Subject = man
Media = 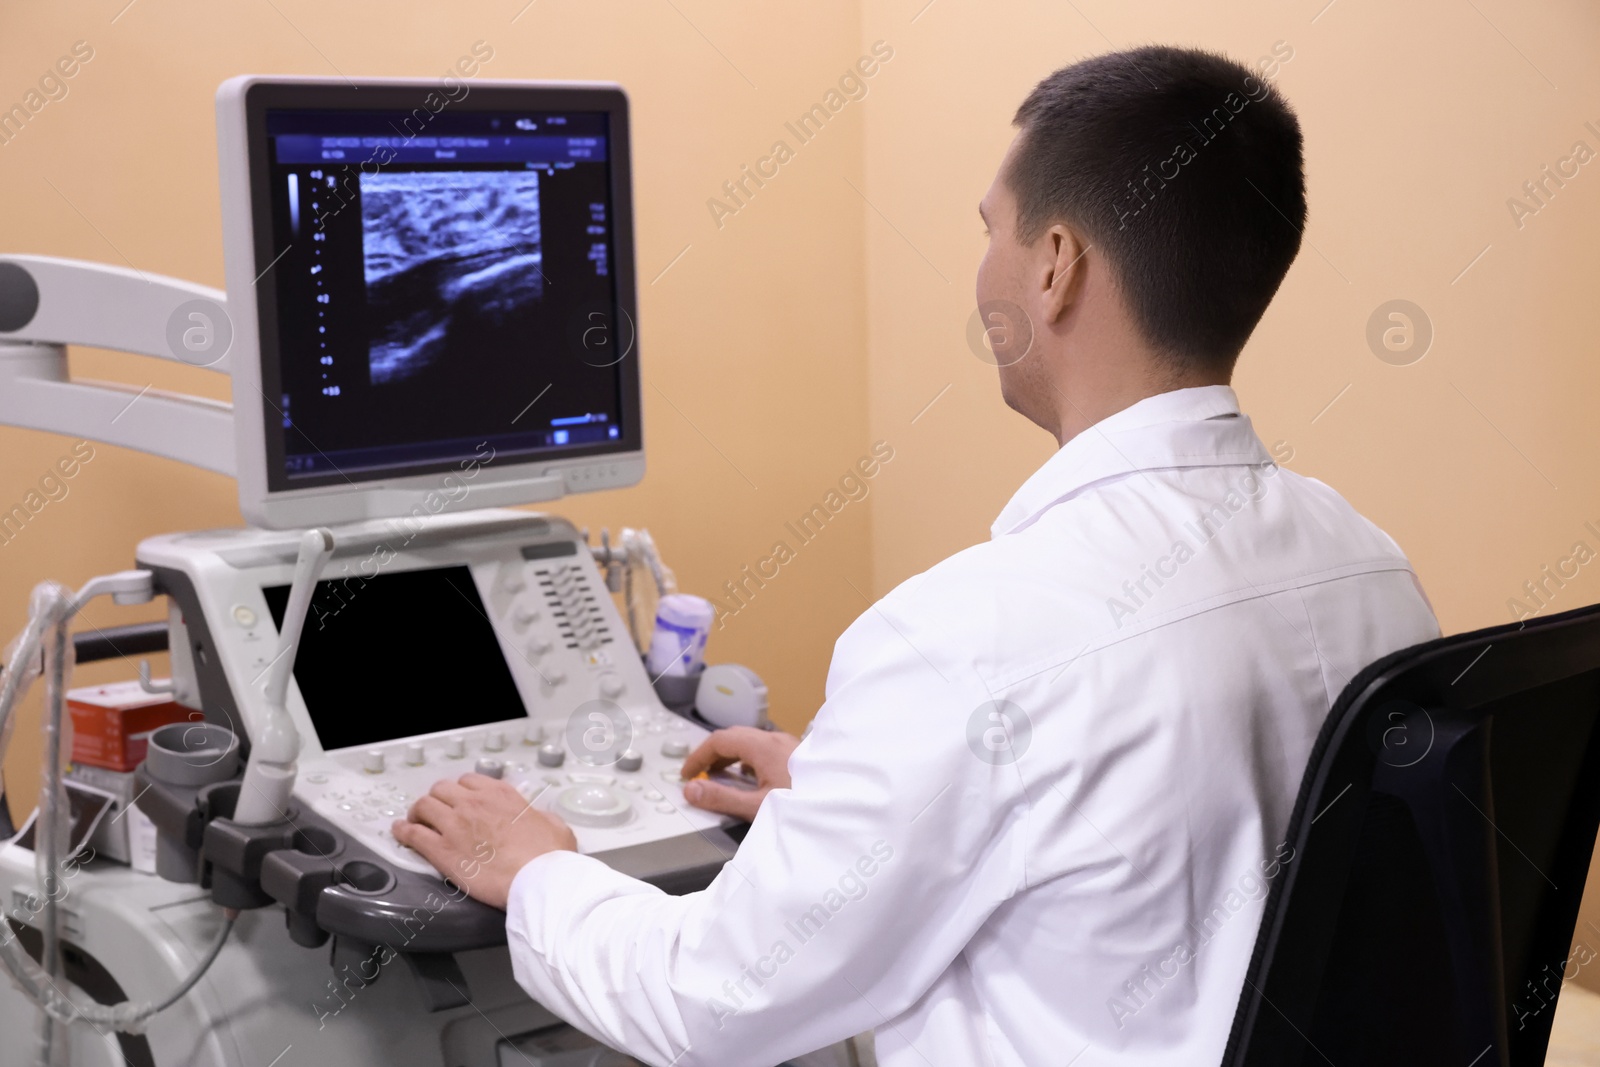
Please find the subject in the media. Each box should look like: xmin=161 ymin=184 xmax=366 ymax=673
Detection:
xmin=396 ymin=46 xmax=1439 ymax=1066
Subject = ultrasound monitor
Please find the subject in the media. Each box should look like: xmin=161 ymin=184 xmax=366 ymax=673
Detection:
xmin=217 ymin=77 xmax=642 ymax=529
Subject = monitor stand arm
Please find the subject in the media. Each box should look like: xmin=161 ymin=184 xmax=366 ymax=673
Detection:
xmin=0 ymin=255 xmax=236 ymax=476
xmin=0 ymin=254 xmax=330 ymax=822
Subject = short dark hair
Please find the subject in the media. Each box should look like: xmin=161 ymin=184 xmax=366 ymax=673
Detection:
xmin=1007 ymin=46 xmax=1306 ymax=372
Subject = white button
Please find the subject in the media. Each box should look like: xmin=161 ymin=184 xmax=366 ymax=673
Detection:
xmin=527 ymin=635 xmax=553 ymax=655
xmin=643 ymin=788 xmax=663 ymax=801
xmin=485 ymin=731 xmax=506 ymax=752
xmin=445 ymin=735 xmax=466 ymax=759
xmin=620 ymin=780 xmax=642 ymax=791
xmin=502 ymin=569 xmax=527 ymax=594
xmin=363 ymin=749 xmax=385 ymax=774
xmin=543 ymin=669 xmax=568 ymax=686
xmin=661 ymin=739 xmax=690 ymax=759
xmin=305 ymin=773 xmax=327 ymax=784
xmin=513 ymin=604 xmax=540 ymax=631
xmin=232 ymin=604 xmax=257 ymax=628
xmin=655 ymin=802 xmax=675 ymax=814
xmin=522 ymin=724 xmax=546 ymax=745
xmin=599 ymin=673 xmax=625 ymax=698
xmin=404 ymin=743 xmax=425 ymax=766
xmin=660 ymin=770 xmax=683 ymax=783
xmin=543 ymin=774 xmax=564 ymax=787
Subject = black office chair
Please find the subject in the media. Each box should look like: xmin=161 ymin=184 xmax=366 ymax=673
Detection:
xmin=1222 ymin=602 xmax=1600 ymax=1067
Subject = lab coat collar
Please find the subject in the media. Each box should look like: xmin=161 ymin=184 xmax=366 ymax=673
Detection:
xmin=991 ymin=384 xmax=1273 ymax=537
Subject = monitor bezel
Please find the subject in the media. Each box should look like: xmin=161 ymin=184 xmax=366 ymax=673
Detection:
xmin=218 ymin=75 xmax=643 ymax=530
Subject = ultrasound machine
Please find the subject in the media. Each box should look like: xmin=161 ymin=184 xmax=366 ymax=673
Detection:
xmin=0 ymin=77 xmax=796 ymax=1067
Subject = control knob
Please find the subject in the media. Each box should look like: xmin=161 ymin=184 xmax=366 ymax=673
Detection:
xmin=557 ymin=783 xmax=632 ymax=827
xmin=537 ymin=743 xmax=566 ymax=768
xmin=363 ymin=749 xmax=385 ymax=774
xmin=404 ymin=743 xmax=425 ymax=766
xmin=616 ymin=749 xmax=643 ymax=773
xmin=475 ymin=758 xmax=504 ymax=780
xmin=485 ymin=730 xmax=506 ymax=752
xmin=445 ymin=735 xmax=466 ymax=760
xmin=661 ymin=738 xmax=690 ymax=760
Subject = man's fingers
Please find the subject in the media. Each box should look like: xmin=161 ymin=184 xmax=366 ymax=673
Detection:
xmin=486 ymin=777 xmax=533 ymax=805
xmin=680 ymin=727 xmax=763 ymax=779
xmin=429 ymin=778 xmax=471 ymax=803
xmin=392 ymin=819 xmax=448 ymax=869
xmin=678 ymin=742 xmax=733 ymax=781
xmin=682 ymin=779 xmax=766 ymax=822
xmin=408 ymin=794 xmax=463 ymax=835
xmin=393 ymin=817 xmax=434 ymax=849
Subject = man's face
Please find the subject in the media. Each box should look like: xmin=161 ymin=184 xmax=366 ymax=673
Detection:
xmin=976 ymin=138 xmax=1054 ymax=430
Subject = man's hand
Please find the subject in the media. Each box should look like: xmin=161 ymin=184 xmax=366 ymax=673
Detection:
xmin=393 ymin=773 xmax=577 ymax=911
xmin=679 ymin=726 xmax=800 ymax=821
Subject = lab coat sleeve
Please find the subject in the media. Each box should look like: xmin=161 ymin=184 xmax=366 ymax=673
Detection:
xmin=503 ymin=597 xmax=1027 ymax=1066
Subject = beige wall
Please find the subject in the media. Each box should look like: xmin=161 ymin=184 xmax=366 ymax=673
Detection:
xmin=4 ymin=0 xmax=1600 ymax=992
xmin=859 ymin=0 xmax=1600 ymax=618
xmin=0 ymin=0 xmax=875 ymax=809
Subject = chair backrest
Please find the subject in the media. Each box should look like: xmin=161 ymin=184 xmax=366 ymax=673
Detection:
xmin=1222 ymin=602 xmax=1600 ymax=1067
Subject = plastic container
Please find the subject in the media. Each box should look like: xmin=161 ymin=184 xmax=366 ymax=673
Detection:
xmin=646 ymin=594 xmax=714 ymax=678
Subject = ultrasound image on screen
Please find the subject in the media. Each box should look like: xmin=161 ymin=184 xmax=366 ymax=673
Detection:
xmin=360 ymin=170 xmax=545 ymax=386
xmin=260 ymin=107 xmax=631 ymax=489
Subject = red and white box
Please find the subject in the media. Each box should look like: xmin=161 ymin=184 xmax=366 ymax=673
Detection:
xmin=66 ymin=680 xmax=197 ymax=772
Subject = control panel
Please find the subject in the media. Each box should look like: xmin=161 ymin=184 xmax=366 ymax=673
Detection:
xmin=301 ymin=706 xmax=719 ymax=875
xmin=135 ymin=509 xmax=732 ymax=883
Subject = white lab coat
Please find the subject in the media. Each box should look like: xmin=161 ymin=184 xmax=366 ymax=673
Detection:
xmin=505 ymin=385 xmax=1441 ymax=1066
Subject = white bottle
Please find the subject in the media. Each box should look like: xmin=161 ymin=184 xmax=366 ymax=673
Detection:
xmin=645 ymin=594 xmax=714 ymax=678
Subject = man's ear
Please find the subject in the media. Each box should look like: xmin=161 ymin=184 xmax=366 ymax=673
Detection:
xmin=1039 ymin=225 xmax=1089 ymax=325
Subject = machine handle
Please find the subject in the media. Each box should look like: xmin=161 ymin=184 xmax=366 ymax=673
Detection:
xmin=71 ymin=620 xmax=169 ymax=664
